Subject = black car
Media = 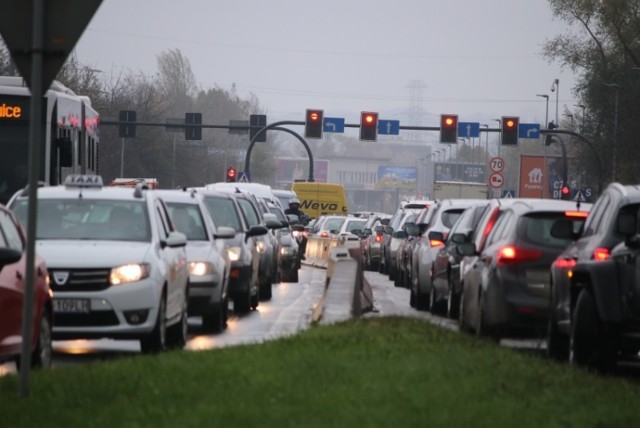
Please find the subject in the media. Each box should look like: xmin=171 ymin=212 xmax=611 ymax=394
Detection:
xmin=458 ymin=198 xmax=590 ymax=340
xmin=547 ymin=182 xmax=640 ymax=366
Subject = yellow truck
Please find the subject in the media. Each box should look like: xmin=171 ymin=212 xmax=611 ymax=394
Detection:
xmin=291 ymin=182 xmax=348 ymax=219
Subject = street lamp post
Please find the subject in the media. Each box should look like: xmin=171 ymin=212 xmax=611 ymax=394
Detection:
xmin=551 ymin=79 xmax=559 ymax=125
xmin=537 ymin=94 xmax=549 ymax=127
xmin=492 ymin=119 xmax=501 ymax=156
xmin=481 ymin=124 xmax=489 ymax=183
xmin=604 ymin=83 xmax=620 ymax=181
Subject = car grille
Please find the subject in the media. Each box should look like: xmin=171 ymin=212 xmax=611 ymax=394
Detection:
xmin=49 ymin=268 xmax=112 ymax=292
xmin=54 ymin=311 xmax=119 ymax=327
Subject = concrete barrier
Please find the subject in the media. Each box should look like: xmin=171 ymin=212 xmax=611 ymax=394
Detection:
xmin=311 ymin=245 xmax=373 ymax=325
xmin=304 ymin=236 xmax=341 ymax=268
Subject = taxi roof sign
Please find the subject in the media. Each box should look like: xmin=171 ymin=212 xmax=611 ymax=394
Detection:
xmin=64 ymin=174 xmax=104 ymax=187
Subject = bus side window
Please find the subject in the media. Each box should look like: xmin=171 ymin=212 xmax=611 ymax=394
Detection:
xmin=57 ymin=137 xmax=73 ymax=168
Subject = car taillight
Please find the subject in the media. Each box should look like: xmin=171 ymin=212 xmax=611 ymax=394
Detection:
xmin=496 ymin=245 xmax=543 ymax=266
xmin=553 ymin=257 xmax=576 ymax=269
xmin=592 ymin=247 xmax=610 ymax=261
xmin=564 ymin=210 xmax=588 ymax=218
xmin=429 ymin=239 xmax=444 ymax=248
xmin=375 ymin=234 xmax=383 ymax=243
xmin=320 ymin=231 xmax=329 ymax=238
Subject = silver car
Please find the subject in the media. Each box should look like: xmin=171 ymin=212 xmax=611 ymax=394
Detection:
xmin=157 ymin=189 xmax=236 ymax=333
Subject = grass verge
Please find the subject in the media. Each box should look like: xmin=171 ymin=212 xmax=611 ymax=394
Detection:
xmin=2 ymin=316 xmax=639 ymax=427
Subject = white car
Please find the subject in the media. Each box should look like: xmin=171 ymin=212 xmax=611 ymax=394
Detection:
xmin=156 ymin=189 xmax=236 ymax=333
xmin=10 ymin=175 xmax=189 ymax=354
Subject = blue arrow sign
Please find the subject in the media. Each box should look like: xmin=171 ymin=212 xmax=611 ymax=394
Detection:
xmin=323 ymin=117 xmax=345 ymax=133
xmin=518 ymin=123 xmax=540 ymax=139
xmin=378 ymin=119 xmax=400 ymax=135
xmin=458 ymin=122 xmax=480 ymax=138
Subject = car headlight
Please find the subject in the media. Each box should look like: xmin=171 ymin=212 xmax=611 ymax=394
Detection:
xmin=189 ymin=261 xmax=215 ymax=276
xmin=256 ymin=241 xmax=267 ymax=254
xmin=227 ymin=246 xmax=242 ymax=262
xmin=110 ymin=263 xmax=150 ymax=285
xmin=281 ymin=247 xmax=295 ymax=256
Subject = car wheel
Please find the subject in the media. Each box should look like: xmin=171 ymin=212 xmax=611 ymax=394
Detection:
xmin=409 ymin=287 xmax=416 ymax=308
xmin=168 ymin=297 xmax=188 ymax=349
xmin=570 ymin=289 xmax=611 ymax=370
xmin=429 ymin=282 xmax=443 ymax=315
xmin=234 ymin=290 xmax=251 ymax=314
xmin=141 ymin=295 xmax=167 ymax=354
xmin=388 ymin=262 xmax=396 ymax=281
xmin=458 ymin=290 xmax=472 ymax=334
xmin=475 ymin=293 xmax=499 ymax=342
xmin=17 ymin=309 xmax=53 ymax=370
xmin=394 ymin=267 xmax=402 ymax=287
xmin=281 ymin=268 xmax=299 ymax=283
xmin=416 ymin=285 xmax=429 ymax=311
xmin=259 ymin=280 xmax=272 ymax=301
xmin=251 ymin=289 xmax=259 ymax=310
xmin=447 ymin=285 xmax=460 ymax=320
xmin=203 ymin=302 xmax=225 ymax=333
xmin=547 ymin=292 xmax=569 ymax=361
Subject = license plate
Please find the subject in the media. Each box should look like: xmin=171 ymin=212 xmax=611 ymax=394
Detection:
xmin=53 ymin=298 xmax=90 ymax=313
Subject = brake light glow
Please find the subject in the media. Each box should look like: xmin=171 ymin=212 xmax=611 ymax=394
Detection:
xmin=496 ymin=245 xmax=543 ymax=266
xmin=375 ymin=234 xmax=383 ymax=243
xmin=320 ymin=231 xmax=329 ymax=238
xmin=553 ymin=258 xmax=576 ymax=269
xmin=592 ymin=247 xmax=610 ymax=261
xmin=564 ymin=210 xmax=588 ymax=218
xmin=429 ymin=239 xmax=444 ymax=248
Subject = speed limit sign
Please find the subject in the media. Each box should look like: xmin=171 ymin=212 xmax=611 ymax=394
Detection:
xmin=489 ymin=157 xmax=505 ymax=173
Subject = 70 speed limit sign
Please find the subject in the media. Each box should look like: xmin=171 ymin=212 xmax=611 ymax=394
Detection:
xmin=489 ymin=157 xmax=505 ymax=173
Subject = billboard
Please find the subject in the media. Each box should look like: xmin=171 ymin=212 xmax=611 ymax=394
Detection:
xmin=375 ymin=166 xmax=417 ymax=190
xmin=518 ymin=155 xmax=566 ymax=198
xmin=434 ymin=162 xmax=486 ymax=183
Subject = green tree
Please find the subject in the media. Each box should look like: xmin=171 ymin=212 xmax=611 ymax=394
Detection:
xmin=544 ymin=0 xmax=640 ymax=187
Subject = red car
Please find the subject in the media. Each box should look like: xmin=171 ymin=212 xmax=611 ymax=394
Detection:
xmin=0 ymin=205 xmax=52 ymax=370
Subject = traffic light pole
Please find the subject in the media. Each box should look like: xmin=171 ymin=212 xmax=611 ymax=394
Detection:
xmin=540 ymin=129 xmax=603 ymax=196
xmin=245 ymin=121 xmax=315 ymax=182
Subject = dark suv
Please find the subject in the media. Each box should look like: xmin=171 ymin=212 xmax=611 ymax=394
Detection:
xmin=547 ymin=183 xmax=640 ymax=368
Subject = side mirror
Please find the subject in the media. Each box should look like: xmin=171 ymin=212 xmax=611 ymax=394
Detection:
xmin=0 ymin=247 xmax=22 ymax=270
xmin=384 ymin=226 xmax=394 ymax=235
xmin=393 ymin=230 xmax=408 ymax=239
xmin=456 ymin=242 xmax=476 ymax=256
xmin=214 ymin=226 xmax=237 ymax=240
xmin=380 ymin=218 xmax=390 ymax=226
xmin=165 ymin=231 xmax=187 ymax=248
xmin=451 ymin=232 xmax=467 ymax=244
xmin=428 ymin=230 xmax=444 ymax=242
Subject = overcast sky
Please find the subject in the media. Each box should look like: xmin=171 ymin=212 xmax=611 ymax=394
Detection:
xmin=73 ymin=0 xmax=578 ymax=135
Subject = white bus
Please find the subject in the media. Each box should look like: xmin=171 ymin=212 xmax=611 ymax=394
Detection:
xmin=0 ymin=76 xmax=99 ymax=204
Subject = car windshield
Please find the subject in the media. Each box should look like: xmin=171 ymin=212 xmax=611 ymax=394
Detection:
xmin=166 ymin=202 xmax=207 ymax=241
xmin=13 ymin=199 xmax=150 ymax=242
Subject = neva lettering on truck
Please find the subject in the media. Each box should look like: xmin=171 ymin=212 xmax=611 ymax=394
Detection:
xmin=291 ymin=182 xmax=348 ymax=219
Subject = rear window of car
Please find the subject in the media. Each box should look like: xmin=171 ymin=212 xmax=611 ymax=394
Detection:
xmin=323 ymin=217 xmax=345 ymax=232
xmin=203 ymin=196 xmax=242 ymax=231
xmin=440 ymin=209 xmax=465 ymax=229
xmin=519 ymin=212 xmax=587 ymax=248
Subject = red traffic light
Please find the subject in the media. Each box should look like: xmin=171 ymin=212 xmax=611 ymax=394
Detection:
xmin=501 ymin=116 xmax=519 ymax=145
xmin=360 ymin=111 xmax=379 ymax=141
xmin=305 ymin=109 xmax=324 ymax=139
xmin=440 ymin=114 xmax=458 ymax=143
xmin=226 ymin=166 xmax=237 ymax=182
xmin=561 ymin=186 xmax=569 ymax=195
